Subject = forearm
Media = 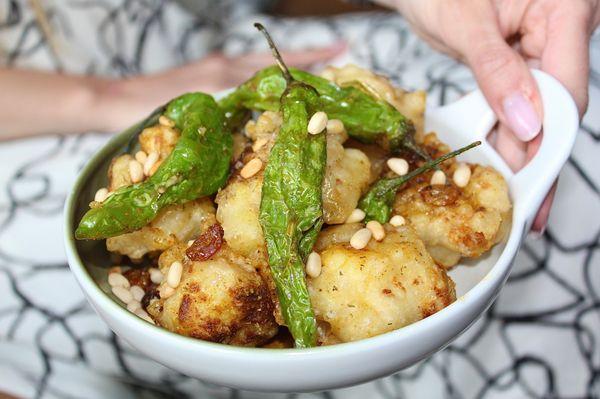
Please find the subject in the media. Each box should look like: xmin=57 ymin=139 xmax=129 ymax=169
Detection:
xmin=0 ymin=68 xmax=114 ymax=140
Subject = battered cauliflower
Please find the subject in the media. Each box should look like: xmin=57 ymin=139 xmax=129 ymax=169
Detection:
xmin=215 ymin=173 xmax=265 ymax=260
xmin=393 ymin=134 xmax=512 ymax=268
xmin=322 ymin=134 xmax=371 ymax=224
xmin=107 ymin=154 xmax=134 ymax=191
xmin=147 ymin=244 xmax=278 ymax=346
xmin=138 ymin=123 xmax=180 ymax=174
xmin=308 ymin=223 xmax=455 ymax=343
xmin=106 ymin=198 xmax=216 ymax=261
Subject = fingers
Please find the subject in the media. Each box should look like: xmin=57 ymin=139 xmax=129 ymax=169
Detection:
xmin=495 ymin=124 xmax=527 ymax=171
xmin=455 ymin=2 xmax=542 ymax=142
xmin=532 ymin=180 xmax=558 ymax=233
xmin=539 ymin=0 xmax=594 ymax=117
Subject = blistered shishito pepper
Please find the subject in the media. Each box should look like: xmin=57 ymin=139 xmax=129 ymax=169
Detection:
xmin=359 ymin=141 xmax=481 ymax=224
xmin=255 ymin=24 xmax=326 ymax=348
xmin=219 ymin=65 xmax=424 ymax=156
xmin=76 ymin=93 xmax=233 ymax=240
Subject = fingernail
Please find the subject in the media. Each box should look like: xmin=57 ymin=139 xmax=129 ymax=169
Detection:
xmin=502 ymin=93 xmax=541 ymax=141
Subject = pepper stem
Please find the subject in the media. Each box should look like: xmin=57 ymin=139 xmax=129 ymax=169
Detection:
xmin=254 ymin=23 xmax=293 ymax=84
xmin=399 ymin=140 xmax=481 ymax=185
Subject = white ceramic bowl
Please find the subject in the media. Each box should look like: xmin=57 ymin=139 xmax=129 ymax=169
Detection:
xmin=64 ymin=70 xmax=578 ymax=392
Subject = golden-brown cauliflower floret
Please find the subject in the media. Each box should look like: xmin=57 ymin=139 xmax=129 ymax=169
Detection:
xmin=214 ymin=171 xmax=283 ymax=323
xmin=106 ymin=198 xmax=216 ymax=261
xmin=147 ymin=244 xmax=278 ymax=346
xmin=308 ymin=223 xmax=455 ymax=343
xmin=393 ymin=136 xmax=511 ymax=268
xmin=322 ymin=135 xmax=371 ymax=224
xmin=215 ymin=173 xmax=265 ymax=259
xmin=139 ymin=124 xmax=180 ymax=173
xmin=108 ymin=154 xmax=134 ymax=191
xmin=346 ymin=141 xmax=388 ymax=183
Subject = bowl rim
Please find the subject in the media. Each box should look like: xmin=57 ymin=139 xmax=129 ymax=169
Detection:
xmin=63 ymin=122 xmax=526 ymax=359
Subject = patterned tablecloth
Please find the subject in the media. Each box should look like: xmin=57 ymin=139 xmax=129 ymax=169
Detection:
xmin=1 ymin=2 xmax=599 ymax=398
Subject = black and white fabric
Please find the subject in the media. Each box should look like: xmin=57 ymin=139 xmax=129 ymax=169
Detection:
xmin=1 ymin=1 xmax=599 ymax=398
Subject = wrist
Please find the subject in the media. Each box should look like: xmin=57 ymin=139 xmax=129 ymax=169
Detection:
xmin=89 ymin=78 xmax=132 ymax=133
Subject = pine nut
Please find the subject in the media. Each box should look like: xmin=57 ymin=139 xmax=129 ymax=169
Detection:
xmin=135 ymin=151 xmax=147 ymax=164
xmin=387 ymin=158 xmax=409 ymax=176
xmin=306 ymin=252 xmax=322 ymax=278
xmin=453 ymin=163 xmax=471 ymax=188
xmin=350 ymin=228 xmax=372 ymax=250
xmin=108 ymin=266 xmax=122 ymax=275
xmin=159 ymin=115 xmax=175 ymax=127
xmin=143 ymin=151 xmax=159 ymax=176
xmin=240 ymin=158 xmax=263 ymax=179
xmin=345 ymin=208 xmax=366 ymax=223
xmin=127 ymin=301 xmax=141 ymax=312
xmin=129 ymin=160 xmax=144 ymax=183
xmin=94 ymin=187 xmax=109 ymax=203
xmin=159 ymin=284 xmax=175 ymax=299
xmin=130 ymin=285 xmax=145 ymax=302
xmin=167 ymin=261 xmax=183 ymax=288
xmin=108 ymin=272 xmax=130 ymax=288
xmin=252 ymin=137 xmax=269 ymax=152
xmin=389 ymin=215 xmax=406 ymax=227
xmin=430 ymin=170 xmax=446 ymax=185
xmin=112 ymin=286 xmax=133 ymax=303
xmin=149 ymin=268 xmax=164 ymax=284
xmin=134 ymin=308 xmax=155 ymax=324
xmin=244 ymin=120 xmax=257 ymax=139
xmin=366 ymin=220 xmax=386 ymax=241
xmin=326 ymin=119 xmax=344 ymax=135
xmin=307 ymin=111 xmax=328 ymax=135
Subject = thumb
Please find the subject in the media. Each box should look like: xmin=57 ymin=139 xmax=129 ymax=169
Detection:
xmin=460 ymin=18 xmax=542 ymax=142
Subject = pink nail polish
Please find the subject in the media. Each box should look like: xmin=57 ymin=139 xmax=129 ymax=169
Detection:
xmin=502 ymin=93 xmax=541 ymax=142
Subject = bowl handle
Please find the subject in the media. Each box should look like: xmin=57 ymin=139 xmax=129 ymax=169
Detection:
xmin=428 ymin=69 xmax=579 ymax=230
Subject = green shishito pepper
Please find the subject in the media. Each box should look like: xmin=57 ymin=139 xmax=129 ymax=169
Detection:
xmin=76 ymin=93 xmax=233 ymax=240
xmin=255 ymin=23 xmax=325 ymax=348
xmin=219 ymin=64 xmax=422 ymax=155
xmin=359 ymin=141 xmax=481 ymax=224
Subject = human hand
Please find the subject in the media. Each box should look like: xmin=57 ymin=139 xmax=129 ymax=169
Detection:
xmin=95 ymin=43 xmax=346 ymax=133
xmin=386 ymin=0 xmax=600 ymax=232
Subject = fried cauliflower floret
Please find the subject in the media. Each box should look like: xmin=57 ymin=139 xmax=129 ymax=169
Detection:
xmin=393 ymin=137 xmax=511 ymax=268
xmin=215 ymin=173 xmax=265 ymax=259
xmin=215 ymin=167 xmax=283 ymax=323
xmin=106 ymin=198 xmax=216 ymax=261
xmin=346 ymin=141 xmax=388 ymax=183
xmin=108 ymin=154 xmax=134 ymax=191
xmin=308 ymin=224 xmax=455 ymax=343
xmin=322 ymin=134 xmax=371 ymax=224
xmin=147 ymin=244 xmax=278 ymax=346
xmin=138 ymin=124 xmax=180 ymax=174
